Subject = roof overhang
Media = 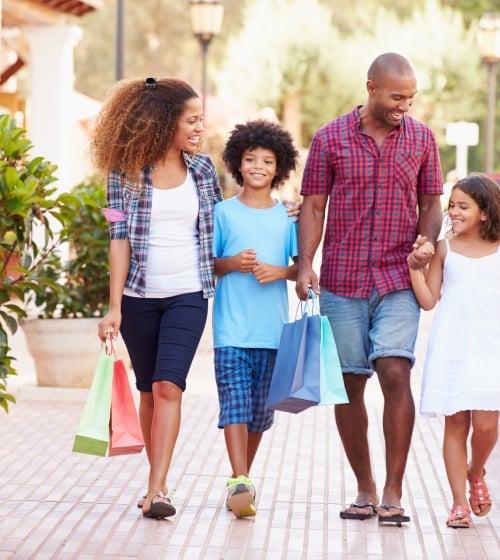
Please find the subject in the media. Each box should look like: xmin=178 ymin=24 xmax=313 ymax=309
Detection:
xmin=2 ymin=0 xmax=101 ymax=27
xmin=1 ymin=0 xmax=102 ymax=85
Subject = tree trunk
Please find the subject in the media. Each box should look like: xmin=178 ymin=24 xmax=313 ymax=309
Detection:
xmin=282 ymin=93 xmax=302 ymax=149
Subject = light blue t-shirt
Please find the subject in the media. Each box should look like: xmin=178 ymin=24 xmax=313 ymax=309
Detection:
xmin=212 ymin=195 xmax=298 ymax=349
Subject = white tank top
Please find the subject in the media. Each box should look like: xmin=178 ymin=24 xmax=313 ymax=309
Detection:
xmin=124 ymin=171 xmax=202 ymax=298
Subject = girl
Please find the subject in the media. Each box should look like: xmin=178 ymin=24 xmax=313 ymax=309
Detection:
xmin=91 ymin=78 xmax=223 ymax=519
xmin=409 ymin=174 xmax=500 ymax=529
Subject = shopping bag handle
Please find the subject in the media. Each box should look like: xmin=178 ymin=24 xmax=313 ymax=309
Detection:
xmin=103 ymin=333 xmax=118 ymax=359
xmin=295 ymin=288 xmax=319 ymax=318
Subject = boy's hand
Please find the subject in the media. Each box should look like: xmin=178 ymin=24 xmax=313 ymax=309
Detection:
xmin=234 ymin=249 xmax=257 ymax=272
xmin=253 ymin=261 xmax=281 ymax=283
xmin=283 ymin=199 xmax=301 ymax=221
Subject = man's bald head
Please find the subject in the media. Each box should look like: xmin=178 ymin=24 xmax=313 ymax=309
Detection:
xmin=367 ymin=53 xmax=415 ymax=84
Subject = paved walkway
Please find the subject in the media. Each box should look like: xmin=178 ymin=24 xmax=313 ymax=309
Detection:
xmin=1 ymin=307 xmax=499 ymax=560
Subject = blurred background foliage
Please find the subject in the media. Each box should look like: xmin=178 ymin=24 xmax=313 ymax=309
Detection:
xmin=71 ymin=0 xmax=499 ymax=177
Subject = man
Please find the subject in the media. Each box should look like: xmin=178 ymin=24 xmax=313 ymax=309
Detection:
xmin=296 ymin=52 xmax=443 ymax=524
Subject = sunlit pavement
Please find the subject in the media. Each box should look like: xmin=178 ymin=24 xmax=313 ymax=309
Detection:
xmin=1 ymin=303 xmax=499 ymax=560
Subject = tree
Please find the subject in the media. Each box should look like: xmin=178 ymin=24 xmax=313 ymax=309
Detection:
xmin=320 ymin=0 xmax=494 ymax=27
xmin=71 ymin=0 xmax=497 ymax=173
xmin=442 ymin=0 xmax=497 ymax=23
xmin=217 ymin=0 xmax=340 ymax=148
xmin=217 ymin=0 xmax=487 ymax=174
xmin=72 ymin=0 xmax=246 ymax=100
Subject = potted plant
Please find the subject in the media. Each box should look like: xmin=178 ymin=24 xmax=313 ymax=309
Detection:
xmin=24 ymin=175 xmax=109 ymax=318
xmin=0 ymin=113 xmax=78 ymax=411
xmin=21 ymin=175 xmax=129 ymax=388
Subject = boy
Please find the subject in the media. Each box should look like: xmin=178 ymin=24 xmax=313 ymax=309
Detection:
xmin=213 ymin=119 xmax=300 ymax=518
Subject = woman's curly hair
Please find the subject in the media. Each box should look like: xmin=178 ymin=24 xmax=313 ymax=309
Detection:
xmin=90 ymin=78 xmax=199 ymax=182
xmin=222 ymin=119 xmax=299 ymax=188
xmin=451 ymin=174 xmax=500 ymax=241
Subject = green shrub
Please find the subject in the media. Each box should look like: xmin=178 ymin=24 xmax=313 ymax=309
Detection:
xmin=27 ymin=176 xmax=109 ymax=318
xmin=0 ymin=114 xmax=78 ymax=412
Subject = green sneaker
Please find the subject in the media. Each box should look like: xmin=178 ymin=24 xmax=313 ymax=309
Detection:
xmin=226 ymin=475 xmax=256 ymax=518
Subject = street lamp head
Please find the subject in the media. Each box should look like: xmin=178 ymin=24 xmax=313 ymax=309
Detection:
xmin=189 ymin=0 xmax=224 ymax=45
xmin=477 ymin=12 xmax=500 ymax=64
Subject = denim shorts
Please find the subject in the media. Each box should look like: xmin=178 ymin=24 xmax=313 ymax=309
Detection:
xmin=120 ymin=292 xmax=208 ymax=392
xmin=214 ymin=347 xmax=276 ymax=432
xmin=319 ymin=288 xmax=420 ymax=377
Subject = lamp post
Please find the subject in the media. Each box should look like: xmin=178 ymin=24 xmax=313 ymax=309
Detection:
xmin=115 ymin=0 xmax=125 ymax=81
xmin=189 ymin=0 xmax=224 ymax=117
xmin=477 ymin=12 xmax=500 ymax=173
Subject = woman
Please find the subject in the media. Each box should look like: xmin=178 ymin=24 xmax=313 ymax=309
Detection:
xmin=91 ymin=77 xmax=223 ymax=519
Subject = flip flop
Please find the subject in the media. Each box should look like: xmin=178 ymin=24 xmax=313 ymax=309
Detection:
xmin=377 ymin=504 xmax=410 ymax=526
xmin=340 ymin=502 xmax=378 ymax=520
xmin=142 ymin=495 xmax=176 ymax=519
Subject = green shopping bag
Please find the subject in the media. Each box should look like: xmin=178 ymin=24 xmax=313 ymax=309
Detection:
xmin=72 ymin=344 xmax=113 ymax=456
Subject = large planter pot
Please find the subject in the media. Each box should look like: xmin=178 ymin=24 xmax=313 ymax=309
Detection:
xmin=21 ymin=317 xmax=131 ymax=388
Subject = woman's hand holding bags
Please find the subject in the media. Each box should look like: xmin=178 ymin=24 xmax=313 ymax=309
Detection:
xmin=73 ymin=336 xmax=144 ymax=457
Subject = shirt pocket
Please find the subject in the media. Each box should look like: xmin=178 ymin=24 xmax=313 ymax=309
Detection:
xmin=395 ymin=152 xmax=422 ymax=184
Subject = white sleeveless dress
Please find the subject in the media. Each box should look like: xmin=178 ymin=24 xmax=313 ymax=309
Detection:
xmin=420 ymin=239 xmax=500 ymax=416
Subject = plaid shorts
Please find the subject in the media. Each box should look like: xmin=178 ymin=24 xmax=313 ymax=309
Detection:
xmin=214 ymin=346 xmax=276 ymax=432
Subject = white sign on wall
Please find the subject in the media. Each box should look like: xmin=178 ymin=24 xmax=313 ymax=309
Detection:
xmin=446 ymin=121 xmax=479 ymax=179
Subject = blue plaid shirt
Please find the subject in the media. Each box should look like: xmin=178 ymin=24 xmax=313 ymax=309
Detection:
xmin=105 ymin=152 xmax=223 ymax=298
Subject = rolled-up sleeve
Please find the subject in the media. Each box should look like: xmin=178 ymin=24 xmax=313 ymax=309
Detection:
xmin=106 ymin=172 xmax=128 ymax=240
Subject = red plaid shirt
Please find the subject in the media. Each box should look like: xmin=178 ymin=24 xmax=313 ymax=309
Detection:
xmin=301 ymin=107 xmax=443 ymax=297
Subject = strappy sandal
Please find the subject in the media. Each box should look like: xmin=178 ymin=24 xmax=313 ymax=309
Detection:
xmin=446 ymin=505 xmax=471 ymax=528
xmin=142 ymin=494 xmax=176 ymax=519
xmin=138 ymin=486 xmax=168 ymax=508
xmin=467 ymin=468 xmax=492 ymax=517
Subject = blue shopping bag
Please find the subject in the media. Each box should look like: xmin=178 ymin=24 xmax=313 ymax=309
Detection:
xmin=266 ymin=297 xmax=321 ymax=414
xmin=266 ymin=292 xmax=349 ymax=414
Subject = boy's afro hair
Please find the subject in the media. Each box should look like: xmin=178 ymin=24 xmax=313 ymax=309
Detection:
xmin=222 ymin=119 xmax=299 ymax=187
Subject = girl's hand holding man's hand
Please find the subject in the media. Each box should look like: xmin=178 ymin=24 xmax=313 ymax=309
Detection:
xmin=408 ymin=234 xmax=435 ymax=269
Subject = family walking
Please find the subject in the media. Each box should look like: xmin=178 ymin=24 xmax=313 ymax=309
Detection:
xmin=91 ymin=52 xmax=499 ymax=528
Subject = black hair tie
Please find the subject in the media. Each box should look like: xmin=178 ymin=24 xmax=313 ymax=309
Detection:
xmin=144 ymin=77 xmax=157 ymax=89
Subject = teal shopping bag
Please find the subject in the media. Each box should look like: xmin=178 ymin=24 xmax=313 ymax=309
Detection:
xmin=319 ymin=316 xmax=349 ymax=405
xmin=72 ymin=345 xmax=113 ymax=456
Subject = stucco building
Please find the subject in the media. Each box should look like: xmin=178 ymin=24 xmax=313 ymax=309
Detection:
xmin=0 ymin=0 xmax=102 ymax=189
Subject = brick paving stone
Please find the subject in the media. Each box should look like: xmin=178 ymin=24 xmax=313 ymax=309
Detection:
xmin=1 ymin=309 xmax=500 ymax=559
